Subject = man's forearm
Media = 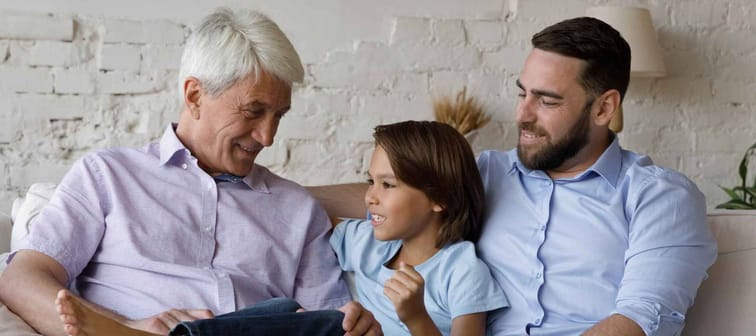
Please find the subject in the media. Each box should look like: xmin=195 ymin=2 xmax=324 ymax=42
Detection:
xmin=582 ymin=313 xmax=645 ymax=336
xmin=0 ymin=250 xmax=126 ymax=336
xmin=0 ymin=250 xmax=72 ymax=336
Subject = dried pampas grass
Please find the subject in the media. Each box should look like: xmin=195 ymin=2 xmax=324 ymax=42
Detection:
xmin=433 ymin=87 xmax=490 ymax=136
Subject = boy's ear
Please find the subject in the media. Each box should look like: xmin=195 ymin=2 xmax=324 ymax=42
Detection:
xmin=184 ymin=77 xmax=203 ymax=120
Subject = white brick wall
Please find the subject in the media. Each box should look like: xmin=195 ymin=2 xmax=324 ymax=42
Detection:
xmin=0 ymin=0 xmax=754 ymax=213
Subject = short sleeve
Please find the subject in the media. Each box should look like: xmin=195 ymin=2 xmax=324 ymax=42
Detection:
xmin=445 ymin=243 xmax=509 ymax=318
xmin=12 ymin=153 xmax=109 ymax=286
xmin=329 ymin=219 xmax=373 ymax=272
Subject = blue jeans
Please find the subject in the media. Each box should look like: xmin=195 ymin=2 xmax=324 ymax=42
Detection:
xmin=169 ymin=298 xmax=345 ymax=336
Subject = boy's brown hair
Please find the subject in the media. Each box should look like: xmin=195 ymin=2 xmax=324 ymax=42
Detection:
xmin=373 ymin=120 xmax=485 ymax=247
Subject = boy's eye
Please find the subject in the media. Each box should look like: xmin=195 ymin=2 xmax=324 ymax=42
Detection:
xmin=381 ymin=182 xmax=395 ymax=189
xmin=517 ymin=92 xmax=526 ymax=99
xmin=366 ymin=178 xmax=374 ymax=186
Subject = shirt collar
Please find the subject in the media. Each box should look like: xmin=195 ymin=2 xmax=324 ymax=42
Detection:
xmin=157 ymin=123 xmax=270 ymax=193
xmin=509 ymin=134 xmax=622 ymax=187
xmin=158 ymin=123 xmax=186 ymax=167
xmin=582 ymin=135 xmax=622 ymax=188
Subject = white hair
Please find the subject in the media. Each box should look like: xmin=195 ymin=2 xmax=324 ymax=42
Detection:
xmin=178 ymin=8 xmax=304 ymax=97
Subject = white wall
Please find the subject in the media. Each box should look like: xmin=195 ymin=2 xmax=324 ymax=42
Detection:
xmin=0 ymin=0 xmax=754 ymax=212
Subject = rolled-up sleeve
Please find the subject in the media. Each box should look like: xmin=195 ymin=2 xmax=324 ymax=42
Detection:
xmin=616 ymin=170 xmax=718 ymax=335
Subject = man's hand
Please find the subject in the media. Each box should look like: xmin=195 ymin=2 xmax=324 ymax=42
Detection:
xmin=338 ymin=301 xmax=382 ymax=336
xmin=383 ymin=262 xmax=428 ymax=324
xmin=124 ymin=309 xmax=214 ymax=334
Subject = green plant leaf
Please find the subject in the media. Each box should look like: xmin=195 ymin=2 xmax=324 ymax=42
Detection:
xmin=715 ymin=200 xmax=756 ymax=210
xmin=720 ymin=186 xmax=743 ymax=202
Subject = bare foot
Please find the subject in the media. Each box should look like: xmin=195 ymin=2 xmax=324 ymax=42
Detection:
xmin=55 ymin=289 xmax=159 ymax=336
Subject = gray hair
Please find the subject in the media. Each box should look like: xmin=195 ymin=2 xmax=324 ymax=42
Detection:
xmin=178 ymin=8 xmax=304 ymax=97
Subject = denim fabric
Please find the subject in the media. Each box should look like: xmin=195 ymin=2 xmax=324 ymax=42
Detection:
xmin=170 ymin=298 xmax=345 ymax=336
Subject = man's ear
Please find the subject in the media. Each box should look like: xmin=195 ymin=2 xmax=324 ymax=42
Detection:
xmin=184 ymin=77 xmax=202 ymax=120
xmin=432 ymin=203 xmax=444 ymax=213
xmin=593 ymin=89 xmax=621 ymax=127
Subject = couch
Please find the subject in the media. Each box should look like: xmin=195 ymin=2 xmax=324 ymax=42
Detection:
xmin=1 ymin=184 xmax=754 ymax=335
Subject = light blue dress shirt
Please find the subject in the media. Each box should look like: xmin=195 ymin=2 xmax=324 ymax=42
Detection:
xmin=331 ymin=219 xmax=509 ymax=336
xmin=477 ymin=137 xmax=717 ymax=336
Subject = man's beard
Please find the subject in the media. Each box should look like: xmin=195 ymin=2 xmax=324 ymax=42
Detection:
xmin=517 ymin=102 xmax=592 ymax=171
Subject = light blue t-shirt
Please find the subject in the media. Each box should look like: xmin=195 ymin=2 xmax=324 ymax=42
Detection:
xmin=330 ymin=219 xmax=509 ymax=336
xmin=477 ymin=137 xmax=717 ymax=336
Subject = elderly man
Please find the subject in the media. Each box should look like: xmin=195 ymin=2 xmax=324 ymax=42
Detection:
xmin=0 ymin=8 xmax=380 ymax=336
xmin=313 ymin=17 xmax=717 ymax=336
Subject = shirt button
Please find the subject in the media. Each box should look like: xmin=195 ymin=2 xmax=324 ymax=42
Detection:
xmin=540 ymin=225 xmax=546 ymax=231
xmin=181 ymin=163 xmax=188 ymax=170
xmin=535 ymin=272 xmax=542 ymax=279
xmin=206 ymin=226 xmax=213 ymax=232
xmin=535 ymin=318 xmax=541 ymax=324
xmin=207 ymin=183 xmax=213 ymax=190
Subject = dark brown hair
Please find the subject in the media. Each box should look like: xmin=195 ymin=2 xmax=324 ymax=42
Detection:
xmin=532 ymin=17 xmax=631 ymax=102
xmin=373 ymin=120 xmax=485 ymax=247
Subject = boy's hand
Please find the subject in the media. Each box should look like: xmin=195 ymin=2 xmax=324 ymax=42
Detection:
xmin=383 ymin=262 xmax=428 ymax=323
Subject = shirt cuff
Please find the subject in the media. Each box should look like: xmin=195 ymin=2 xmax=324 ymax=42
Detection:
xmin=615 ymin=300 xmax=685 ymax=336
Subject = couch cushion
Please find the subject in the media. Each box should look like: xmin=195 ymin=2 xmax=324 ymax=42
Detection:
xmin=10 ymin=183 xmax=56 ymax=251
xmin=682 ymin=210 xmax=756 ymax=335
xmin=0 ymin=212 xmax=10 ymax=254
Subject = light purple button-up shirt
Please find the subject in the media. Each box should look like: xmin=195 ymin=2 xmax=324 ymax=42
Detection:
xmin=14 ymin=124 xmax=350 ymax=319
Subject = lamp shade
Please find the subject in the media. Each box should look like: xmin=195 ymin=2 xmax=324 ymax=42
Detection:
xmin=586 ymin=6 xmax=666 ymax=77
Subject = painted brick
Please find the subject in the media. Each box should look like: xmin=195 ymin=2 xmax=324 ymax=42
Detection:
xmin=390 ymin=17 xmax=431 ymax=45
xmin=657 ymin=129 xmax=697 ymax=154
xmin=654 ymin=77 xmax=712 ymax=104
xmin=432 ymin=19 xmax=466 ymax=46
xmin=397 ymin=45 xmax=480 ymax=71
xmin=468 ymin=70 xmax=506 ymax=98
xmin=390 ymin=72 xmax=428 ymax=93
xmin=104 ymin=19 xmax=185 ymax=44
xmin=706 ymin=29 xmax=756 ymax=57
xmin=429 ymin=71 xmax=468 ymax=96
xmin=291 ymin=90 xmax=353 ymax=118
xmin=715 ymin=55 xmax=756 ymax=83
xmin=671 ymin=1 xmax=727 ymax=27
xmin=712 ymin=79 xmax=756 ymax=104
xmin=277 ymin=115 xmax=332 ymax=141
xmin=0 ymin=40 xmax=9 ymax=64
xmin=0 ymin=114 xmax=18 ymax=143
xmin=310 ymin=42 xmax=399 ymax=90
xmin=54 ymin=69 xmax=95 ymax=94
xmin=96 ymin=72 xmax=163 ymax=94
xmin=9 ymin=161 xmax=69 ymax=188
xmin=465 ymin=20 xmax=504 ymax=49
xmin=481 ymin=46 xmax=529 ymax=72
xmin=726 ymin=0 xmax=756 ymax=28
xmin=359 ymin=94 xmax=433 ymax=125
xmin=141 ymin=45 xmax=183 ymax=70
xmin=255 ymin=142 xmax=287 ymax=168
xmin=0 ymin=67 xmax=53 ymax=93
xmin=99 ymin=44 xmax=141 ymax=71
xmin=0 ymin=13 xmax=73 ymax=41
xmin=7 ymin=41 xmax=81 ymax=67
xmin=17 ymin=94 xmax=92 ymax=129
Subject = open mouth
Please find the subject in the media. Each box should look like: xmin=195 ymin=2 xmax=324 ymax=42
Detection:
xmin=371 ymin=214 xmax=386 ymax=226
xmin=519 ymin=129 xmax=546 ymax=145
